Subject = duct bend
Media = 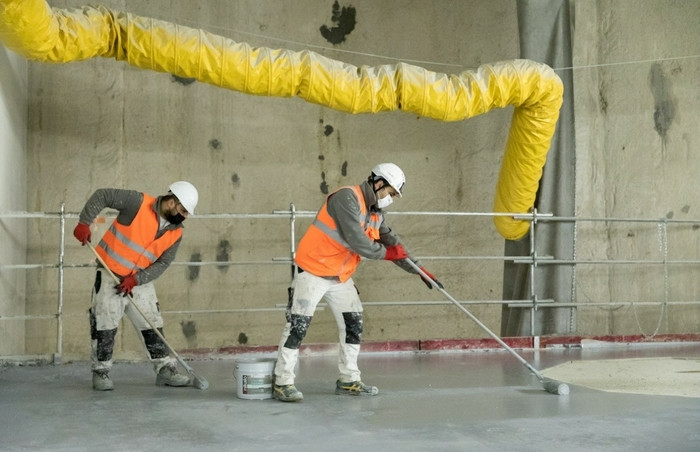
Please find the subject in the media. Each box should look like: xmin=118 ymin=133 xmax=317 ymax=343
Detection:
xmin=0 ymin=0 xmax=563 ymax=240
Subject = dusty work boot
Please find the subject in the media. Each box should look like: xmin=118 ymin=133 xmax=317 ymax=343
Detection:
xmin=92 ymin=370 xmax=114 ymax=391
xmin=273 ymin=384 xmax=303 ymax=402
xmin=155 ymin=364 xmax=190 ymax=387
xmin=335 ymin=380 xmax=379 ymax=396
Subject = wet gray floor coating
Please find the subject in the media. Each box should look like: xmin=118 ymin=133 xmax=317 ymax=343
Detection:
xmin=1 ymin=343 xmax=699 ymax=451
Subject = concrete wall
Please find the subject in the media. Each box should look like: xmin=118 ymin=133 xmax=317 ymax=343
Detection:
xmin=25 ymin=0 xmax=518 ymax=360
xmin=3 ymin=0 xmax=699 ymax=361
xmin=573 ymin=0 xmax=700 ymax=336
xmin=0 ymin=47 xmax=27 ymax=356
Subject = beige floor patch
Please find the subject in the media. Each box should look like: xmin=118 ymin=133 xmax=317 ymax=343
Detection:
xmin=541 ymin=357 xmax=700 ymax=398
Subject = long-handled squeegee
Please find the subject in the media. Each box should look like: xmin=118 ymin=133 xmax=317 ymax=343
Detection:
xmin=88 ymin=243 xmax=209 ymax=390
xmin=405 ymin=259 xmax=569 ymax=396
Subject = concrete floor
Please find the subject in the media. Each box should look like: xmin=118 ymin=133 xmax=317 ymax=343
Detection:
xmin=1 ymin=343 xmax=699 ymax=452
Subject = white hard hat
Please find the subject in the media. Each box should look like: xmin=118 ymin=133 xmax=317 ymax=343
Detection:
xmin=370 ymin=163 xmax=405 ymax=197
xmin=169 ymin=181 xmax=199 ymax=214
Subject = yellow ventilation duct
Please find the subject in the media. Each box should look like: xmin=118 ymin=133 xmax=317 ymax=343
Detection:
xmin=0 ymin=0 xmax=563 ymax=240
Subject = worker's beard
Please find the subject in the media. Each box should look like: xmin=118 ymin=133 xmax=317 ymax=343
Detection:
xmin=166 ymin=212 xmax=186 ymax=224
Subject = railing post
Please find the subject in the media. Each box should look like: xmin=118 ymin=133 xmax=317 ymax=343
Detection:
xmin=529 ymin=208 xmax=539 ymax=338
xmin=55 ymin=202 xmax=66 ymax=364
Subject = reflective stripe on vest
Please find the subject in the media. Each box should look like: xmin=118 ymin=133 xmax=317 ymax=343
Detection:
xmin=96 ymin=194 xmax=182 ymax=277
xmin=295 ymin=185 xmax=381 ymax=282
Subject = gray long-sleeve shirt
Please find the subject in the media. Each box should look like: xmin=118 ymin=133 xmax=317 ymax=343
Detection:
xmin=79 ymin=188 xmax=183 ymax=285
xmin=326 ymin=180 xmax=420 ymax=274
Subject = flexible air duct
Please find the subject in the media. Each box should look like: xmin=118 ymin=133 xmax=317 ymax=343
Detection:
xmin=0 ymin=0 xmax=563 ymax=240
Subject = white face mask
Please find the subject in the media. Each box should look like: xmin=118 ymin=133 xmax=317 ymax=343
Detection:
xmin=377 ymin=194 xmax=393 ymax=209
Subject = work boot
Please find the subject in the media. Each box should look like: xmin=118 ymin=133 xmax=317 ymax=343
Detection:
xmin=273 ymin=384 xmax=303 ymax=402
xmin=155 ymin=364 xmax=190 ymax=387
xmin=92 ymin=370 xmax=114 ymax=391
xmin=335 ymin=380 xmax=378 ymax=396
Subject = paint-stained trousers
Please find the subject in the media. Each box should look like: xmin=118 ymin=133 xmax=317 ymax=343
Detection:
xmin=275 ymin=270 xmax=364 ymax=386
xmin=89 ymin=268 xmax=176 ymax=373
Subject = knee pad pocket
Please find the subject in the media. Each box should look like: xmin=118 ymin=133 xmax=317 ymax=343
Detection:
xmin=284 ymin=314 xmax=312 ymax=349
xmin=95 ymin=328 xmax=117 ymax=362
xmin=342 ymin=312 xmax=363 ymax=344
xmin=142 ymin=328 xmax=168 ymax=359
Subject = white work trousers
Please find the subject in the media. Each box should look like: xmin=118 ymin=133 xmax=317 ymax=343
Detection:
xmin=275 ymin=270 xmax=363 ymax=385
xmin=91 ymin=268 xmax=175 ymax=372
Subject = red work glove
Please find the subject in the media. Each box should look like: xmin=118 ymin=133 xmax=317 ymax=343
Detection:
xmin=116 ymin=275 xmax=137 ymax=297
xmin=419 ymin=267 xmax=443 ymax=290
xmin=384 ymin=244 xmax=408 ymax=261
xmin=73 ymin=223 xmax=92 ymax=245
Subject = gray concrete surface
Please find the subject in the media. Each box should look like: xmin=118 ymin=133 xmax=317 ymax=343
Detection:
xmin=2 ymin=343 xmax=699 ymax=451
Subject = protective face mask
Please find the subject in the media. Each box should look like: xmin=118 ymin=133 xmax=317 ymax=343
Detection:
xmin=165 ymin=212 xmax=186 ymax=225
xmin=377 ymin=194 xmax=393 ymax=209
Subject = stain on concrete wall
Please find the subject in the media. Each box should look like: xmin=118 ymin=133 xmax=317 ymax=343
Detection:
xmin=187 ymin=252 xmax=201 ymax=281
xmin=180 ymin=320 xmax=197 ymax=345
xmin=649 ymin=63 xmax=676 ymax=142
xmin=216 ymin=239 xmax=232 ymax=271
xmin=316 ymin=117 xmax=347 ymax=194
xmin=320 ymin=1 xmax=356 ymax=44
xmin=598 ymin=82 xmax=608 ymax=114
xmin=320 ymin=171 xmax=329 ymax=194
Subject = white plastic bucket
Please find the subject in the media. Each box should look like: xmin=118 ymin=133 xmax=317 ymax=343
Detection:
xmin=234 ymin=358 xmax=276 ymax=400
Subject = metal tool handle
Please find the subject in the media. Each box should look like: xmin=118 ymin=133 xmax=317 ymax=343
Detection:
xmin=86 ymin=242 xmax=198 ymax=375
xmin=405 ymin=258 xmax=545 ymax=381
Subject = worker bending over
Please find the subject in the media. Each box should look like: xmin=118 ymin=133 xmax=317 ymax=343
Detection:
xmin=273 ymin=164 xmax=441 ymax=402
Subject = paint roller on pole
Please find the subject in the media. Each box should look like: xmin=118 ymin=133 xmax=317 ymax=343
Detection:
xmin=87 ymin=243 xmax=209 ymax=390
xmin=405 ymin=259 xmax=569 ymax=396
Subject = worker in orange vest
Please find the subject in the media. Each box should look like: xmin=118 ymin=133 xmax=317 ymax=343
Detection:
xmin=73 ymin=181 xmax=198 ymax=391
xmin=273 ymin=163 xmax=441 ymax=402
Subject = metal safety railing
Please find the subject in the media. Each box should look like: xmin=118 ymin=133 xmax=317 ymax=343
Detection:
xmin=2 ymin=203 xmax=700 ymax=362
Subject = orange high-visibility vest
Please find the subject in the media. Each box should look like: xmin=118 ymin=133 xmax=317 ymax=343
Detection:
xmin=295 ymin=185 xmax=381 ymax=282
xmin=96 ymin=194 xmax=182 ymax=278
